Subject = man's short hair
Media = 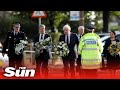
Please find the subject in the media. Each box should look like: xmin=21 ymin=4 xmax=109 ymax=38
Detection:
xmin=13 ymin=22 xmax=21 ymax=27
xmin=78 ymin=26 xmax=84 ymax=30
xmin=63 ymin=24 xmax=71 ymax=30
xmin=39 ymin=24 xmax=46 ymax=28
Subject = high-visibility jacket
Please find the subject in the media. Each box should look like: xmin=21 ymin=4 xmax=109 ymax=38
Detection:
xmin=78 ymin=33 xmax=103 ymax=69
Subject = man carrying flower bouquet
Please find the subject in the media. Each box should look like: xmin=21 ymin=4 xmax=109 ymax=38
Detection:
xmin=2 ymin=22 xmax=27 ymax=69
xmin=59 ymin=24 xmax=79 ymax=78
xmin=33 ymin=24 xmax=52 ymax=78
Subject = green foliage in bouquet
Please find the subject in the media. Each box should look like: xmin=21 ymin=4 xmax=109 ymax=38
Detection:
xmin=15 ymin=40 xmax=28 ymax=55
xmin=34 ymin=37 xmax=51 ymax=57
xmin=54 ymin=41 xmax=69 ymax=57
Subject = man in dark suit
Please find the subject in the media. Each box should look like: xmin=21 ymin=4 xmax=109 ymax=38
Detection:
xmin=76 ymin=26 xmax=84 ymax=76
xmin=2 ymin=22 xmax=27 ymax=68
xmin=59 ymin=24 xmax=79 ymax=78
xmin=34 ymin=24 xmax=52 ymax=78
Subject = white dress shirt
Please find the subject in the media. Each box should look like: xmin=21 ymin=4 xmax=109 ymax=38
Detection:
xmin=65 ymin=33 xmax=70 ymax=44
xmin=39 ymin=33 xmax=45 ymax=42
xmin=14 ymin=31 xmax=18 ymax=36
xmin=77 ymin=34 xmax=82 ymax=40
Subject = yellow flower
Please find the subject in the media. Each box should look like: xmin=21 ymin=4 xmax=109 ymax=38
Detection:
xmin=116 ymin=49 xmax=119 ymax=52
xmin=0 ymin=60 xmax=3 ymax=66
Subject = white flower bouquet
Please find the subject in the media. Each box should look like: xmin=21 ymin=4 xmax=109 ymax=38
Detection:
xmin=42 ymin=37 xmax=51 ymax=46
xmin=54 ymin=41 xmax=69 ymax=57
xmin=34 ymin=37 xmax=51 ymax=55
xmin=15 ymin=40 xmax=28 ymax=55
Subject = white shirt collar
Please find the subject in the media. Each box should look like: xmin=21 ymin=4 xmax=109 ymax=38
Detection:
xmin=14 ymin=31 xmax=18 ymax=35
xmin=39 ymin=33 xmax=45 ymax=41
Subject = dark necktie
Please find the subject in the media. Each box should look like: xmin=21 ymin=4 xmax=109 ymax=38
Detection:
xmin=80 ymin=35 xmax=81 ymax=39
xmin=66 ymin=35 xmax=69 ymax=45
xmin=41 ymin=34 xmax=43 ymax=40
xmin=14 ymin=32 xmax=17 ymax=37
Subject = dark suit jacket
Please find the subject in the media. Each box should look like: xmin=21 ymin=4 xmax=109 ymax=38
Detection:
xmin=77 ymin=33 xmax=84 ymax=43
xmin=33 ymin=33 xmax=52 ymax=60
xmin=59 ymin=33 xmax=79 ymax=60
xmin=2 ymin=31 xmax=27 ymax=57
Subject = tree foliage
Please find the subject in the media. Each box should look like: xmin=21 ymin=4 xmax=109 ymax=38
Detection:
xmin=1 ymin=11 xmax=120 ymax=43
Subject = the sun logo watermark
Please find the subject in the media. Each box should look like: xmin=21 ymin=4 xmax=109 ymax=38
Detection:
xmin=3 ymin=67 xmax=35 ymax=77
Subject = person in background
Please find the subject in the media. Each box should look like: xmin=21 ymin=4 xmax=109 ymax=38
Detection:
xmin=76 ymin=26 xmax=84 ymax=77
xmin=103 ymin=31 xmax=120 ymax=77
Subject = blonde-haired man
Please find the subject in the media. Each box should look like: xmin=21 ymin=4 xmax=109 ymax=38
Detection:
xmin=59 ymin=24 xmax=79 ymax=78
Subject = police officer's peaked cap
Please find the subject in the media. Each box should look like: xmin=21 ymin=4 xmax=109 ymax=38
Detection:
xmin=86 ymin=24 xmax=96 ymax=30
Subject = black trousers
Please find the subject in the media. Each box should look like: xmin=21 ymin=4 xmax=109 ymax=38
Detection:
xmin=76 ymin=55 xmax=81 ymax=74
xmin=35 ymin=55 xmax=49 ymax=77
xmin=63 ymin=59 xmax=75 ymax=78
xmin=9 ymin=54 xmax=23 ymax=68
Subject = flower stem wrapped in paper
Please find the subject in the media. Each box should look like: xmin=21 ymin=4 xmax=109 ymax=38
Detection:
xmin=108 ymin=42 xmax=120 ymax=56
xmin=54 ymin=41 xmax=69 ymax=57
xmin=15 ymin=40 xmax=28 ymax=55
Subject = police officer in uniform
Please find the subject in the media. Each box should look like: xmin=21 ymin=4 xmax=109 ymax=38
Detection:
xmin=2 ymin=22 xmax=27 ymax=68
xmin=78 ymin=24 xmax=103 ymax=78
